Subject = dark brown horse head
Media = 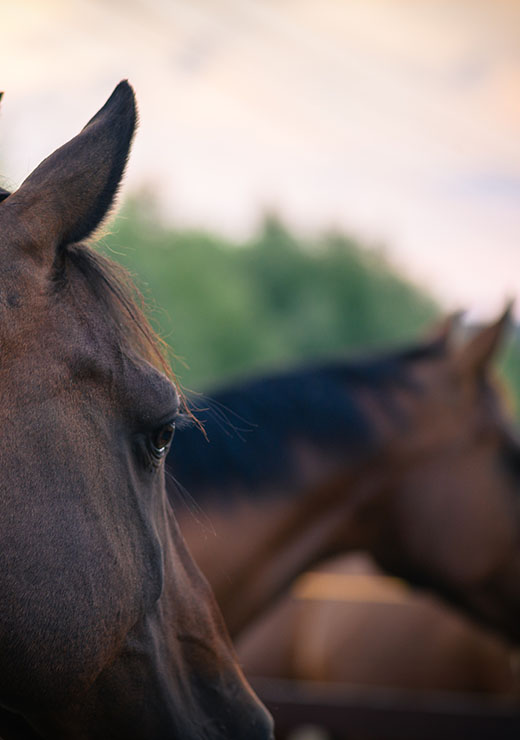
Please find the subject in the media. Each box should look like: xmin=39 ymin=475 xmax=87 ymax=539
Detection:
xmin=368 ymin=309 xmax=520 ymax=643
xmin=0 ymin=83 xmax=272 ymax=739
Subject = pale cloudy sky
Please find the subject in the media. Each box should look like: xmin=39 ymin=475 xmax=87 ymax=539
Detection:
xmin=2 ymin=0 xmax=520 ymax=317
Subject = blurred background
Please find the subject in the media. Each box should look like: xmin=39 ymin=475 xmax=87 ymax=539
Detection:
xmin=4 ymin=4 xmax=520 ymax=738
xmin=2 ymin=0 xmax=520 ymax=409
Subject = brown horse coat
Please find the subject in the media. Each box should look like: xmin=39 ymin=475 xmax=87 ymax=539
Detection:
xmin=171 ymin=314 xmax=520 ymax=646
xmin=0 ymin=82 xmax=272 ymax=740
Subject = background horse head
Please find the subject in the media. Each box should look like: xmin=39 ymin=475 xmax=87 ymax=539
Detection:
xmin=0 ymin=83 xmax=272 ymax=739
xmin=369 ymin=311 xmax=520 ymax=642
xmin=168 ymin=312 xmax=520 ymax=643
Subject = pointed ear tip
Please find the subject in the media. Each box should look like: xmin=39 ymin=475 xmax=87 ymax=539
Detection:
xmin=115 ymin=79 xmax=135 ymax=99
xmin=429 ymin=309 xmax=465 ymax=343
xmin=84 ymin=80 xmax=137 ymax=136
xmin=502 ymin=299 xmax=515 ymax=321
xmin=492 ymin=300 xmax=515 ymax=331
xmin=94 ymin=80 xmax=137 ymax=120
xmin=108 ymin=79 xmax=137 ymax=116
xmin=445 ymin=309 xmax=466 ymax=331
xmin=115 ymin=79 xmax=135 ymax=98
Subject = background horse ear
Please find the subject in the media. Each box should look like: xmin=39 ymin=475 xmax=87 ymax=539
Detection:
xmin=4 ymin=81 xmax=136 ymax=259
xmin=427 ymin=311 xmax=465 ymax=348
xmin=453 ymin=303 xmax=513 ymax=378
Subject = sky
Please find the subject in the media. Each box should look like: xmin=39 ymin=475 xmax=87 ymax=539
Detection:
xmin=2 ymin=0 xmax=520 ymax=318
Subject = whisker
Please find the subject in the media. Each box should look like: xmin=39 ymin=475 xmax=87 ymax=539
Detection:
xmin=189 ymin=395 xmax=258 ymax=442
xmin=165 ymin=468 xmax=216 ymax=537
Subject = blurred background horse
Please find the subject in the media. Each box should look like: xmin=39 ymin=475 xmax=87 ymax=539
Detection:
xmin=169 ymin=310 xmax=520 ymax=636
xmin=5 ymin=5 xmax=520 ymax=737
xmin=167 ymin=311 xmax=520 ymax=722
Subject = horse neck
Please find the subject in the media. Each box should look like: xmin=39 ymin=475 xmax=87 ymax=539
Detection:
xmin=182 ymin=456 xmax=388 ymax=639
xmin=175 ymin=429 xmax=360 ymax=597
xmin=177 ymin=484 xmax=308 ymax=614
xmin=212 ymin=381 xmax=414 ymax=637
xmin=175 ymin=374 xmax=407 ymax=638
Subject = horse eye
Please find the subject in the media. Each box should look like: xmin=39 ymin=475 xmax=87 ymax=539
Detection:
xmin=150 ymin=422 xmax=176 ymax=458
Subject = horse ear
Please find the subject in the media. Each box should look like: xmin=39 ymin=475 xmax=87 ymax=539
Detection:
xmin=4 ymin=81 xmax=136 ymax=258
xmin=427 ymin=311 xmax=464 ymax=347
xmin=454 ymin=304 xmax=513 ymax=377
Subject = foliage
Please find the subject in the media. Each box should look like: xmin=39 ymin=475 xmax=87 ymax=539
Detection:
xmin=500 ymin=329 xmax=520 ymax=419
xmin=96 ymin=199 xmax=519 ymax=419
xmin=98 ymin=201 xmax=439 ymax=391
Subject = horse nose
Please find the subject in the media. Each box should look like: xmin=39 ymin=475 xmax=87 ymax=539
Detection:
xmin=183 ymin=648 xmax=273 ymax=738
xmin=209 ymin=682 xmax=274 ymax=739
xmin=224 ymin=694 xmax=274 ymax=740
xmin=245 ymin=697 xmax=274 ymax=740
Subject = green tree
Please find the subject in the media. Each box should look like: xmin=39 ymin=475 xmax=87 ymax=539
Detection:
xmin=97 ymin=198 xmax=519 ymax=418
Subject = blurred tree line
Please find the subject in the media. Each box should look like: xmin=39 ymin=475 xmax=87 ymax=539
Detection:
xmin=98 ymin=198 xmax=519 ymax=417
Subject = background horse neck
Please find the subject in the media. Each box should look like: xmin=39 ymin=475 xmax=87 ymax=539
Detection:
xmin=168 ymin=343 xmax=445 ymax=636
xmin=217 ymin=463 xmax=389 ymax=637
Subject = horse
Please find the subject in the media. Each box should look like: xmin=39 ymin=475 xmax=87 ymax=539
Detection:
xmin=167 ymin=311 xmax=520 ymax=645
xmin=0 ymin=82 xmax=273 ymax=740
xmin=237 ymin=552 xmax=518 ymax=696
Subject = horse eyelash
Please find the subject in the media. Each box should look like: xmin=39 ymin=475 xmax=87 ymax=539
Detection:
xmin=175 ymin=412 xmax=193 ymax=431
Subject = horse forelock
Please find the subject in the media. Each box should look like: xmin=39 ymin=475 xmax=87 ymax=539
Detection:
xmin=58 ymin=242 xmax=175 ymax=382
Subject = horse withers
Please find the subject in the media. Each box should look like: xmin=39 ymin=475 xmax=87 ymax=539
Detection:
xmin=0 ymin=83 xmax=272 ymax=739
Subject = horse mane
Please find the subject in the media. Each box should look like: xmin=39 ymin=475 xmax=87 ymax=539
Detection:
xmin=60 ymin=243 xmax=174 ymax=383
xmin=168 ymin=338 xmax=446 ymax=500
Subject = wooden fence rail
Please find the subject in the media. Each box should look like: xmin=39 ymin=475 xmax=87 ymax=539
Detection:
xmin=252 ymin=678 xmax=520 ymax=739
